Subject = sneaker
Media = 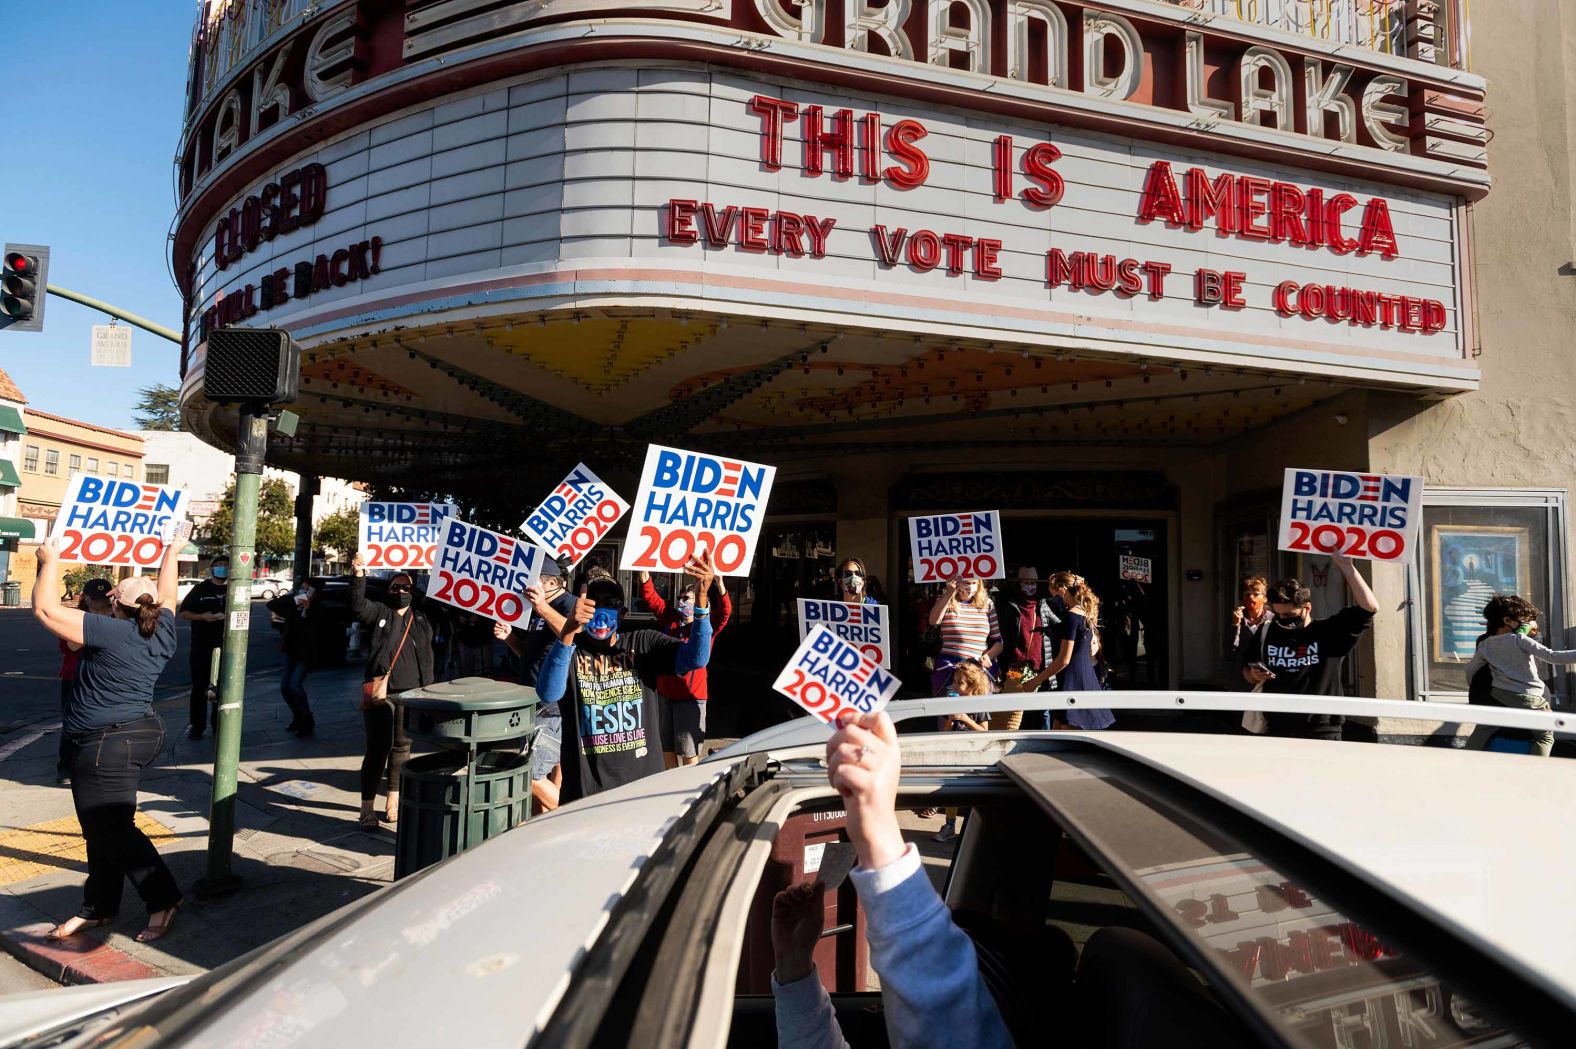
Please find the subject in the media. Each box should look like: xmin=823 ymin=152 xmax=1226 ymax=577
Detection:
xmin=284 ymin=720 xmax=301 ymax=734
xmin=934 ymin=823 xmax=957 ymax=843
xmin=55 ymin=771 xmax=71 ymax=786
xmin=186 ymin=727 xmax=204 ymax=742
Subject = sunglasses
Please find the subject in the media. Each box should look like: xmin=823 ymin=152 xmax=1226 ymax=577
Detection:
xmin=389 ymin=585 xmax=412 ymax=594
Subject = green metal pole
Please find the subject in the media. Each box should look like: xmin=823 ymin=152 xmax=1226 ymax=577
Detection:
xmin=196 ymin=404 xmax=268 ymax=897
xmin=44 ymin=285 xmax=181 ymax=343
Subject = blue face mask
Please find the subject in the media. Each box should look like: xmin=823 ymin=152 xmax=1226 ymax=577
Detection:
xmin=676 ymin=597 xmax=696 ymax=618
xmin=212 ymin=565 xmax=229 ymax=580
xmin=586 ymin=607 xmax=620 ymax=640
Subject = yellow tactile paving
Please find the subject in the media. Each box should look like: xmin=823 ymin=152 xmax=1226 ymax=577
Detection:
xmin=0 ymin=812 xmax=174 ymax=887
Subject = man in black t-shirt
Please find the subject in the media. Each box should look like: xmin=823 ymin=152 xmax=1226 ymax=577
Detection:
xmin=1241 ymin=554 xmax=1378 ymax=741
xmin=177 ymin=556 xmax=230 ymax=740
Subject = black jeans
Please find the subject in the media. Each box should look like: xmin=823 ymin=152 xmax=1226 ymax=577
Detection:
xmin=189 ymin=644 xmax=220 ymax=734
xmin=361 ymin=703 xmax=411 ymax=800
xmin=66 ymin=714 xmax=183 ymax=920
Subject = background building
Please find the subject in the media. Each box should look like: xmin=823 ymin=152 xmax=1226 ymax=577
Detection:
xmin=0 ymin=367 xmax=29 ymax=590
xmin=140 ymin=429 xmax=364 ymax=536
xmin=167 ymin=1 xmax=1572 ymax=726
xmin=9 ymin=410 xmax=144 ymax=600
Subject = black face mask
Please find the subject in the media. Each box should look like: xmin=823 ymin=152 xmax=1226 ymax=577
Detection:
xmin=1046 ymin=594 xmax=1068 ymax=613
xmin=392 ymin=591 xmax=413 ymax=609
xmin=1273 ymin=614 xmax=1303 ymax=629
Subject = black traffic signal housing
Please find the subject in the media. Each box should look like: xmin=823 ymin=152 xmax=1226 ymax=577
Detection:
xmin=1 ymin=244 xmax=49 ymax=333
xmin=203 ymin=327 xmax=301 ymax=405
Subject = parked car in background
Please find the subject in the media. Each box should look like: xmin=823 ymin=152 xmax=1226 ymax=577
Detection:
xmin=0 ymin=694 xmax=1568 ymax=1049
xmin=254 ymin=575 xmax=294 ymax=601
xmin=175 ymin=577 xmax=205 ymax=603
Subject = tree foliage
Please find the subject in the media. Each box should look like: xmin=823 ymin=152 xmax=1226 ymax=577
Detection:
xmin=313 ymin=507 xmax=360 ymax=557
xmin=133 ymin=384 xmax=182 ymax=431
xmin=203 ymin=477 xmax=296 ymax=559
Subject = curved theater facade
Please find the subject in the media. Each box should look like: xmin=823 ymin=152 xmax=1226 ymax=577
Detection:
xmin=174 ymin=0 xmax=1497 ymax=702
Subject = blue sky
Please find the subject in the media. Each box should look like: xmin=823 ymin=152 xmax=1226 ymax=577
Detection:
xmin=2 ymin=2 xmax=195 ymax=430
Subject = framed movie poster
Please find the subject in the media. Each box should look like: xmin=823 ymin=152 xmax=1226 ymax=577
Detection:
xmin=1429 ymin=524 xmax=1531 ymax=663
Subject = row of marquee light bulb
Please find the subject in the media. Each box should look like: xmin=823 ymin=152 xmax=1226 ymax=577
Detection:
xmin=289 ymin=310 xmax=1343 ymax=428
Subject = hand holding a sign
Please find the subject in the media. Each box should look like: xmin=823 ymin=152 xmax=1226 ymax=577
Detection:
xmin=827 ymin=711 xmax=906 ymax=872
xmin=351 ymin=552 xmax=367 ymax=577
xmin=683 ymin=548 xmax=717 ymax=607
xmin=35 ymin=537 xmax=60 ymax=566
xmin=561 ymin=587 xmax=595 ymax=643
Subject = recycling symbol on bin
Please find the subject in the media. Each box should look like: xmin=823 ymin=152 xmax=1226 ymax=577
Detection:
xmin=508 ymin=711 xmax=522 ymax=729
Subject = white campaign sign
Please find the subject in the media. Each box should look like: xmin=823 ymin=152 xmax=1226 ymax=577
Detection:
xmin=431 ymin=518 xmax=546 ymax=626
xmin=50 ymin=476 xmax=189 ymax=567
xmin=89 ymin=325 xmax=132 ymax=367
xmin=797 ymin=600 xmax=892 ymax=669
xmin=522 ymin=463 xmax=631 ymax=568
xmin=621 ymin=444 xmax=776 ymax=578
xmin=358 ymin=502 xmax=455 ymax=570
xmin=908 ymin=511 xmax=1006 ymax=583
xmin=773 ymin=626 xmax=903 ymax=726
xmin=1277 ymin=469 xmax=1424 ymax=562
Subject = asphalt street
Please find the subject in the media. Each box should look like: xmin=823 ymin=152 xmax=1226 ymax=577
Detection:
xmin=0 ymin=605 xmax=285 ymax=741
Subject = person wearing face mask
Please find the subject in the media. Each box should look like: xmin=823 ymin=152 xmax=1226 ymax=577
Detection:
xmin=995 ymin=565 xmax=1060 ymax=729
xmin=350 ymin=554 xmax=436 ymax=831
xmin=534 ymin=551 xmax=716 ymax=803
xmin=1022 ymin=572 xmax=1115 ymax=730
xmin=1240 ymin=554 xmax=1378 ymax=740
xmin=266 ymin=584 xmax=329 ymax=737
xmin=638 ymin=568 xmax=732 ymax=768
xmin=1463 ymin=595 xmax=1575 ymax=756
xmin=177 ymin=555 xmax=230 ymax=741
xmin=926 ymin=575 xmax=1003 ymax=696
xmin=834 ymin=557 xmax=879 ymax=606
xmin=495 ymin=558 xmax=579 ymax=811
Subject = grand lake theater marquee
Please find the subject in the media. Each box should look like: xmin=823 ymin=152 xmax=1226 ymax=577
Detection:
xmin=174 ymin=0 xmax=1488 ymax=507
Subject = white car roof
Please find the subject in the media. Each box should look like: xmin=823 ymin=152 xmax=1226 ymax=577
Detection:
xmin=1074 ymin=731 xmax=1576 ymax=1009
xmin=98 ymin=707 xmax=1576 ymax=1044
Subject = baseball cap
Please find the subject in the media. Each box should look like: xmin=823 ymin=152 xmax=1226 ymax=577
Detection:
xmin=82 ymin=578 xmax=113 ymax=600
xmin=539 ymin=557 xmax=563 ymax=579
xmin=114 ymin=576 xmax=160 ymax=608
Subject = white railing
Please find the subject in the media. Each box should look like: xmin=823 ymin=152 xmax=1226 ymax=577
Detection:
xmin=710 ymin=691 xmax=1568 ymax=757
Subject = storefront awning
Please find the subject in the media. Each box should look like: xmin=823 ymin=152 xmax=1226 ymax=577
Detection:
xmin=0 ymin=458 xmax=19 ymax=488
xmin=0 ymin=406 xmax=24 ymax=436
xmin=0 ymin=516 xmax=36 ymax=540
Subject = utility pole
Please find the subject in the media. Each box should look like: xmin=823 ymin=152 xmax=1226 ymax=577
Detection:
xmin=194 ymin=328 xmax=300 ymax=898
xmin=195 ymin=405 xmax=266 ymax=897
xmin=293 ymin=475 xmax=319 ymax=584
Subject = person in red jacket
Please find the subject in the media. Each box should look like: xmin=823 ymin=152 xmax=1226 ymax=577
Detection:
xmin=639 ymin=569 xmax=732 ymax=768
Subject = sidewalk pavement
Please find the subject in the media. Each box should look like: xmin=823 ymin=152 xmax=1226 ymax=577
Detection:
xmin=0 ymin=662 xmax=396 ymax=985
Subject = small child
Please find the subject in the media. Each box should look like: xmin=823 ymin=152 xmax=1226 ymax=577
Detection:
xmin=935 ymin=662 xmax=992 ymax=842
xmin=1463 ymin=595 xmax=1576 ymax=757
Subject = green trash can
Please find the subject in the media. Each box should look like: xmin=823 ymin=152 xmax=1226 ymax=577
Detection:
xmin=394 ymin=747 xmax=535 ymax=879
xmin=394 ymin=677 xmax=540 ymax=879
xmin=1 ymin=582 xmax=20 ymax=608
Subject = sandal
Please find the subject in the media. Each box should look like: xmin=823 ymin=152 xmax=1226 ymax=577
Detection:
xmin=45 ymin=918 xmax=113 ymax=940
xmin=136 ymin=901 xmax=183 ymax=943
xmin=359 ymin=813 xmax=381 ymax=832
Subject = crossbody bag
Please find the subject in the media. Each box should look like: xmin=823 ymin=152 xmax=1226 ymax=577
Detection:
xmin=360 ymin=614 xmax=415 ymax=712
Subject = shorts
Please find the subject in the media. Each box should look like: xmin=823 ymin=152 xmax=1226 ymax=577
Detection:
xmin=658 ymin=698 xmax=706 ymax=758
xmin=531 ymin=713 xmax=562 ymax=781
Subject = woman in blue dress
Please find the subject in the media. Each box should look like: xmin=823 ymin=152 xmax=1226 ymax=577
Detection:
xmin=1026 ymin=572 xmax=1115 ymax=730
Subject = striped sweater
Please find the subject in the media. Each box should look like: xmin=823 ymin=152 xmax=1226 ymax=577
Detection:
xmin=939 ymin=601 xmax=1001 ymax=661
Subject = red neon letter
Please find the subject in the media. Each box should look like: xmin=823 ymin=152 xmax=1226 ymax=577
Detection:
xmin=748 ymin=95 xmax=799 ymax=171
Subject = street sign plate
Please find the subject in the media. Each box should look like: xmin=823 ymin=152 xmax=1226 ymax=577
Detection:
xmin=90 ymin=324 xmax=132 ymax=367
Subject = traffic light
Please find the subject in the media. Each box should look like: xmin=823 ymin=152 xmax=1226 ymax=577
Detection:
xmin=1 ymin=244 xmax=49 ymax=333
